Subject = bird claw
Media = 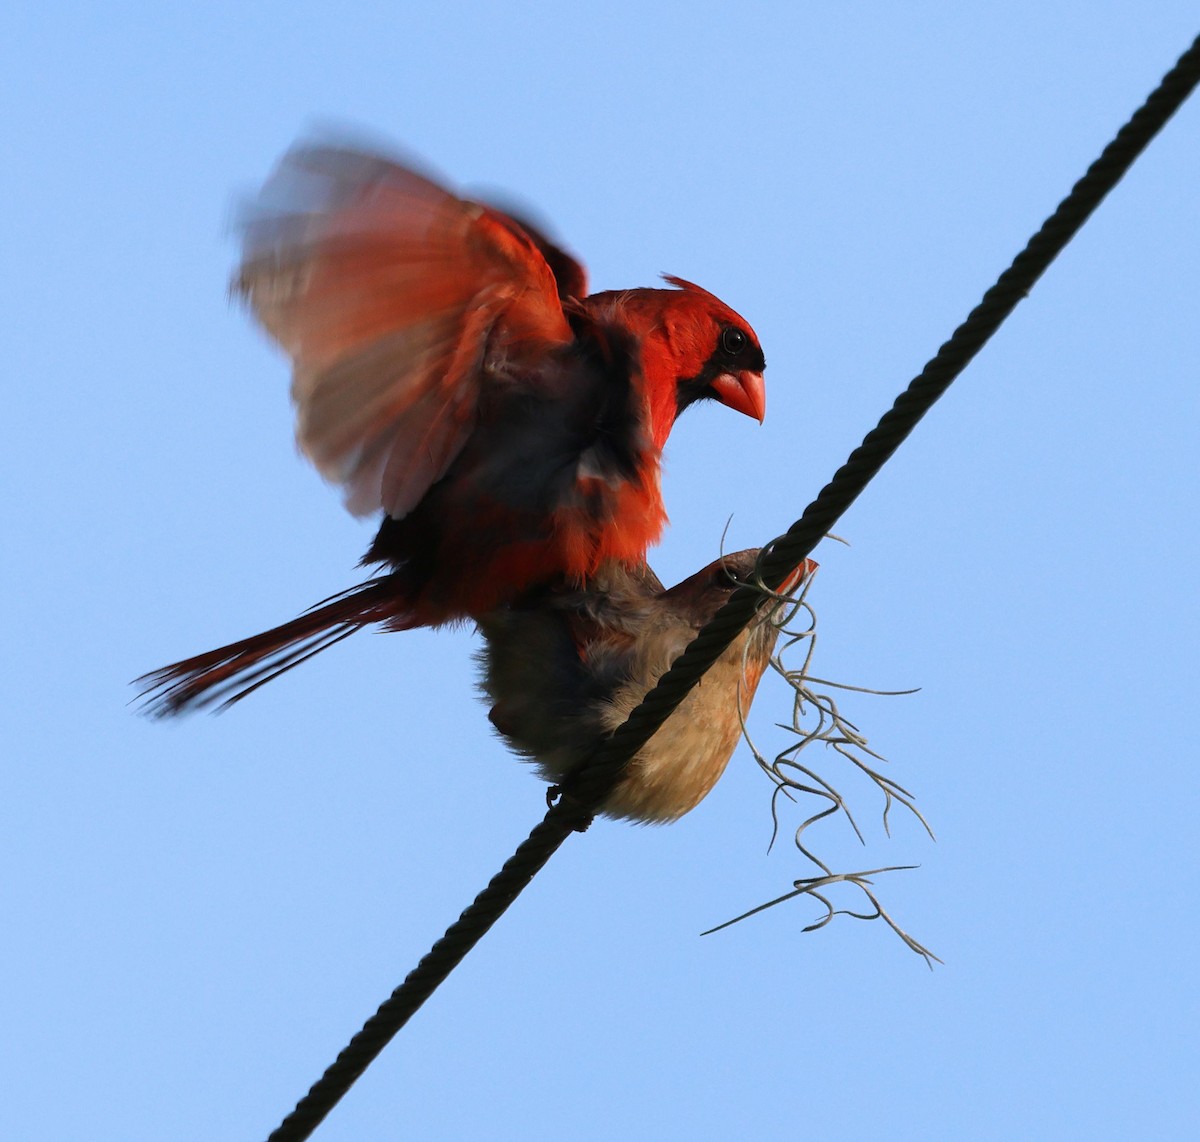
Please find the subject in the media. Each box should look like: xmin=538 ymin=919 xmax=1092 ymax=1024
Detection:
xmin=546 ymin=784 xmax=593 ymax=832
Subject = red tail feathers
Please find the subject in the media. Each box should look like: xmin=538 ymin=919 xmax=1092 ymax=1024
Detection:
xmin=137 ymin=577 xmax=408 ymax=717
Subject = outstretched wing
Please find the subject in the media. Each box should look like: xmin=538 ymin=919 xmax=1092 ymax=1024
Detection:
xmin=236 ymin=143 xmax=578 ymax=518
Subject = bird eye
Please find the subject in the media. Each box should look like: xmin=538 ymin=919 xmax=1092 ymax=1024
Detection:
xmin=720 ymin=327 xmax=747 ymax=356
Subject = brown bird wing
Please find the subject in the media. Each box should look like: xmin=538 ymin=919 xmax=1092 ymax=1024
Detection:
xmin=236 ymin=143 xmax=576 ymax=520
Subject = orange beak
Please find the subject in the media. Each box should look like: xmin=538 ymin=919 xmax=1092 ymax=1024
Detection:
xmin=779 ymin=557 xmax=818 ymax=595
xmin=711 ymin=369 xmax=766 ymax=423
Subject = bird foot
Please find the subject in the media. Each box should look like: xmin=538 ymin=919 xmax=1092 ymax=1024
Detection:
xmin=546 ymin=784 xmax=593 ymax=832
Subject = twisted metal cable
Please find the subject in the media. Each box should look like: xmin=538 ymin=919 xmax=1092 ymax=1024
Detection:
xmin=265 ymin=32 xmax=1200 ymax=1142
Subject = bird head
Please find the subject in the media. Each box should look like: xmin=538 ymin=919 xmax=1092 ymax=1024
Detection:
xmin=667 ymin=547 xmax=816 ymax=664
xmin=658 ymin=275 xmax=766 ymax=427
xmin=587 ymin=278 xmax=766 ymax=449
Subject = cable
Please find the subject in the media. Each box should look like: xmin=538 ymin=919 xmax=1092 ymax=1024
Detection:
xmin=265 ymin=32 xmax=1200 ymax=1142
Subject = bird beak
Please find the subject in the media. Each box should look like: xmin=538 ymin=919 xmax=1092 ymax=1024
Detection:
xmin=711 ymin=370 xmax=766 ymax=423
xmin=779 ymin=558 xmax=818 ymax=595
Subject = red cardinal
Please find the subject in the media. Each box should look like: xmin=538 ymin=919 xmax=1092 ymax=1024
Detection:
xmin=140 ymin=143 xmax=767 ymax=715
xmin=478 ymin=549 xmax=814 ymax=822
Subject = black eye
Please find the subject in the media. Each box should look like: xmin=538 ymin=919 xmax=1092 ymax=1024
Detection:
xmin=720 ymin=327 xmax=747 ymax=356
xmin=715 ymin=563 xmax=744 ymax=588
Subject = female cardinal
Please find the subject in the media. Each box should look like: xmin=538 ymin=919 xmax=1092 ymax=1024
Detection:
xmin=478 ymin=549 xmax=814 ymax=823
xmin=140 ymin=143 xmax=767 ymax=715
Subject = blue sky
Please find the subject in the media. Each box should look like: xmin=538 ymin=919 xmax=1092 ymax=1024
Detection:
xmin=4 ymin=5 xmax=1198 ymax=1140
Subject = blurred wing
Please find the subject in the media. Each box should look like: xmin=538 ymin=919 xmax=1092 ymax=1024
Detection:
xmin=236 ymin=144 xmax=576 ymax=518
xmin=480 ymin=200 xmax=589 ymax=301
